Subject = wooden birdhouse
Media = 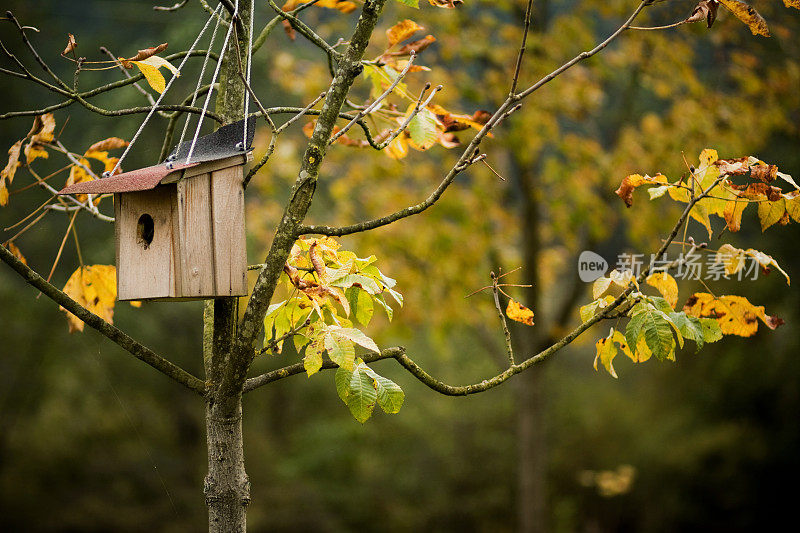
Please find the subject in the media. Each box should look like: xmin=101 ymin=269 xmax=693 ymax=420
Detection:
xmin=58 ymin=119 xmax=254 ymax=301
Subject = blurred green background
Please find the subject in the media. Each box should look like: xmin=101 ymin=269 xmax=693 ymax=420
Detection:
xmin=1 ymin=1 xmax=799 ymax=531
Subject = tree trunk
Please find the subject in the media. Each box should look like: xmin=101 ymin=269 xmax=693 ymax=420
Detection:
xmin=205 ymin=3 xmax=252 ymax=530
xmin=205 ymin=394 xmax=250 ymax=532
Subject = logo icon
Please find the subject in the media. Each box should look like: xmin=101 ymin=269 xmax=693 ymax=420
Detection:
xmin=578 ymin=251 xmax=608 ymax=282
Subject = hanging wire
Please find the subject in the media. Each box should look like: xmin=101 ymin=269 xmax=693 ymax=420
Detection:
xmin=107 ymin=3 xmax=223 ymax=176
xmin=176 ymin=6 xmax=223 ymax=151
xmin=242 ymin=0 xmax=255 ymax=147
xmin=186 ymin=0 xmax=239 ymax=163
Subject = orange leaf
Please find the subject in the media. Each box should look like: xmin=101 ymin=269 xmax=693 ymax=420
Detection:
xmin=86 ymin=137 xmax=128 ymax=152
xmin=614 ymin=173 xmax=668 ymax=208
xmin=506 ymin=299 xmax=535 ymax=326
xmin=387 ymin=20 xmax=424 ymax=47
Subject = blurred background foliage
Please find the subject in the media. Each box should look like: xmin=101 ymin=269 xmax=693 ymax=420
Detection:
xmin=1 ymin=0 xmax=798 ymax=531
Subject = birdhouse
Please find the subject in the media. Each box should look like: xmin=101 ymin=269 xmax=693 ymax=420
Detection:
xmin=58 ymin=119 xmax=255 ymax=301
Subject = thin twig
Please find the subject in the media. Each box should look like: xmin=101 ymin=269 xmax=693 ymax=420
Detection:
xmin=329 ymin=51 xmax=417 ymax=145
xmin=510 ymin=0 xmax=534 ymax=96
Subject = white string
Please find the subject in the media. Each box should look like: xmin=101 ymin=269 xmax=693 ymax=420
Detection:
xmin=186 ymin=0 xmax=239 ymax=163
xmin=243 ymin=0 xmax=254 ymax=147
xmin=108 ymin=4 xmax=222 ymax=176
xmin=177 ymin=5 xmax=223 ymax=151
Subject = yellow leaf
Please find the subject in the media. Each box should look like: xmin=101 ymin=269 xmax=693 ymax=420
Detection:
xmin=743 ymin=248 xmax=790 ymax=285
xmin=784 ymin=192 xmax=800 ymax=223
xmin=385 ymin=134 xmax=409 ymax=159
xmin=28 ymin=113 xmax=56 ymax=144
xmin=3 ymin=241 xmax=26 ymax=264
xmin=387 ymin=19 xmax=424 ymax=47
xmin=645 ymin=272 xmax=679 ymax=309
xmin=0 ymin=185 xmax=8 ymax=207
xmin=714 ymin=243 xmax=746 ymax=275
xmin=66 ymin=157 xmax=94 ymax=187
xmin=592 ymin=269 xmax=636 ymax=300
xmin=428 ymin=0 xmax=463 ymax=7
xmin=757 ymin=198 xmax=785 ymax=231
xmin=2 ymin=140 xmax=23 ymax=186
xmin=631 ymin=336 xmax=653 ymax=363
xmin=136 ymin=55 xmax=179 ymax=77
xmin=594 ymin=330 xmax=619 ymax=378
xmin=699 ymin=148 xmax=719 ymax=167
xmin=683 ymin=292 xmax=784 ymax=337
xmin=723 ymin=200 xmax=748 ymax=232
xmin=282 ymin=0 xmax=356 ymax=13
xmin=718 ymin=0 xmax=770 ymax=36
xmin=60 ymin=265 xmax=119 ymax=333
xmin=130 ymin=59 xmax=167 ymax=93
xmin=506 ymin=299 xmax=534 ymax=326
xmin=24 ymin=142 xmax=49 ymax=164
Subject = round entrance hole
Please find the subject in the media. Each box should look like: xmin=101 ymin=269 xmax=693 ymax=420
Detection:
xmin=136 ymin=213 xmax=155 ymax=249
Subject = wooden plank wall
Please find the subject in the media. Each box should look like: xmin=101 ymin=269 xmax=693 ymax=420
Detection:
xmin=176 ymin=173 xmax=215 ymax=297
xmin=210 ymin=165 xmax=248 ymax=296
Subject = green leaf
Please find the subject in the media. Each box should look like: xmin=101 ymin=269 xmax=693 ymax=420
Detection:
xmin=668 ymin=312 xmax=705 ymax=352
xmin=347 ymin=366 xmax=378 ymax=423
xmin=331 ymin=327 xmax=381 ymax=353
xmin=700 ymin=318 xmax=724 ymax=343
xmin=324 ymin=333 xmax=355 ymax=370
xmin=394 ymin=0 xmax=420 ymax=8
xmin=627 ymin=303 xmax=675 ymax=361
xmin=374 ymin=294 xmax=394 ymax=322
xmin=331 ymin=274 xmax=382 ymax=294
xmin=335 ymin=366 xmax=352 ymax=404
xmin=374 ymin=374 xmax=404 ymax=413
xmin=346 ymin=287 xmax=374 ymax=326
xmin=407 ymin=108 xmax=438 ymax=150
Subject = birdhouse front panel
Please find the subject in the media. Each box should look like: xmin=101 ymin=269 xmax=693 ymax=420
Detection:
xmin=115 ymin=187 xmax=179 ymax=300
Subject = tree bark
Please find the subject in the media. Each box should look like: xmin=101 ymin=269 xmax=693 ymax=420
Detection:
xmin=205 ymin=2 xmax=252 ymax=530
xmin=205 ymin=394 xmax=250 ymax=532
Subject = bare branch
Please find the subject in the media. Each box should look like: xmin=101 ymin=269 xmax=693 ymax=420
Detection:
xmin=153 ymin=0 xmax=188 ymax=11
xmin=299 ymin=1 xmax=649 ymax=237
xmin=267 ymin=0 xmax=340 ymax=60
xmin=329 ymin=51 xmax=417 ymax=145
xmin=0 ymin=244 xmax=206 ymax=395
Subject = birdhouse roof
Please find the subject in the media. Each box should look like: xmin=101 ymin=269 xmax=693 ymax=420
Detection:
xmin=57 ymin=162 xmax=199 ymax=195
xmin=57 ymin=117 xmax=256 ymax=196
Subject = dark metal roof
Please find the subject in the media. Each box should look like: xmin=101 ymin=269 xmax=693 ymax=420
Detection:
xmin=165 ymin=116 xmax=256 ymax=165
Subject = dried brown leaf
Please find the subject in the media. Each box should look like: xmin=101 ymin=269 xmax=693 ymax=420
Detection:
xmin=62 ymin=33 xmax=77 ymax=56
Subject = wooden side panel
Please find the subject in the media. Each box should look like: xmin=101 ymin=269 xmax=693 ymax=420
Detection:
xmin=114 ymin=194 xmax=121 ymax=298
xmin=210 ymin=165 xmax=248 ymax=296
xmin=176 ymin=173 xmax=215 ymax=297
xmin=116 ymin=188 xmax=176 ymax=301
